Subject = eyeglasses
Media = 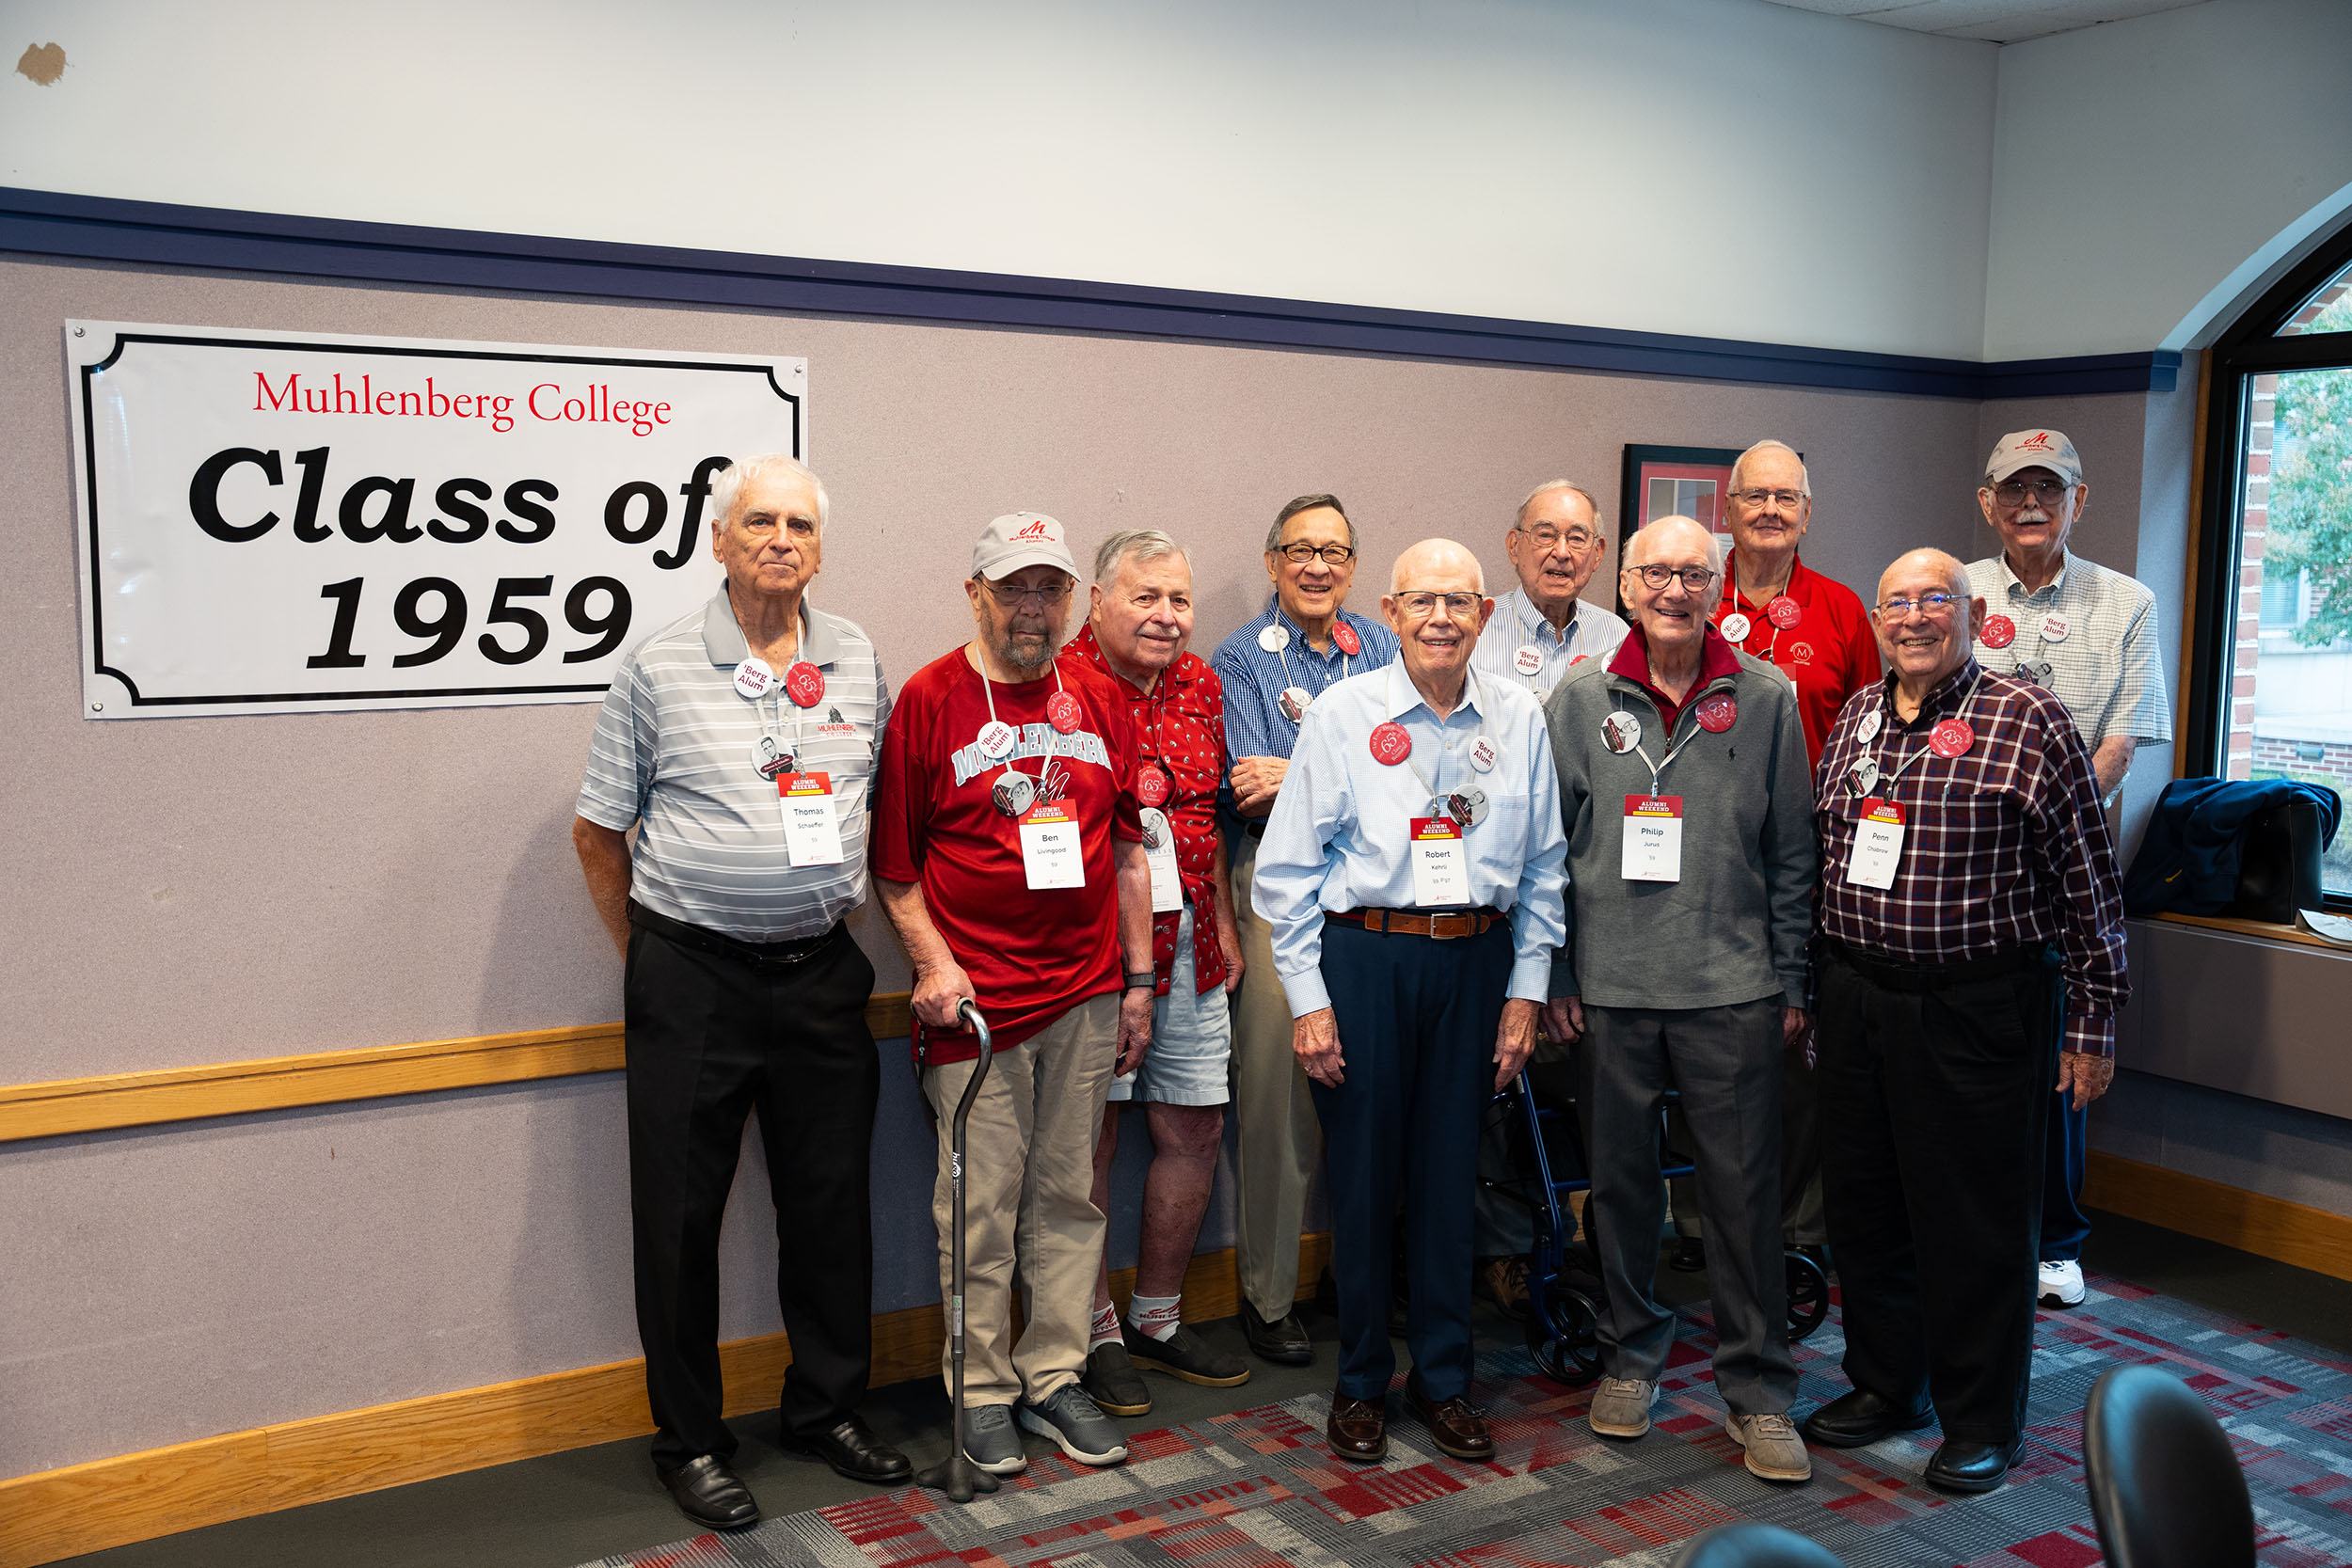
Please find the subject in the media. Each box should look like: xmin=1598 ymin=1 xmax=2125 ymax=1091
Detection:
xmin=1517 ymin=524 xmax=1599 ymax=551
xmin=1394 ymin=591 xmax=1481 ymax=618
xmin=985 ymin=579 xmax=1072 ymax=609
xmin=1730 ymin=487 xmax=1807 ymax=510
xmin=1989 ymin=477 xmax=2073 ymax=506
xmin=1876 ymin=592 xmax=1963 ymax=619
xmin=1278 ymin=542 xmax=1356 ymax=565
xmin=1627 ymin=563 xmax=1718 ymax=593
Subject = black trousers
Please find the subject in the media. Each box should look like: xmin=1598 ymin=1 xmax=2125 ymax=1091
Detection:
xmin=625 ymin=916 xmax=880 ymax=1466
xmin=1815 ymin=943 xmax=2058 ymax=1445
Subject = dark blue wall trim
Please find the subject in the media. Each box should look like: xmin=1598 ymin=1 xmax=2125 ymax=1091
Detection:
xmin=1 ymin=186 xmax=2176 ymax=402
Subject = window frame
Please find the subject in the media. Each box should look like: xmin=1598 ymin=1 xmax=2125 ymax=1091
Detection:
xmin=2185 ymin=217 xmax=2352 ymax=912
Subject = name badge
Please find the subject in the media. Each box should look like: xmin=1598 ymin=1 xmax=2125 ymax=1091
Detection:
xmin=1140 ymin=807 xmax=1184 ymax=913
xmin=1847 ymin=798 xmax=1906 ymax=890
xmin=1408 ymin=816 xmax=1469 ymax=907
xmin=1018 ymin=799 xmax=1086 ymax=890
xmin=1621 ymin=794 xmax=1684 ymax=882
xmin=779 ymin=772 xmax=845 ymax=866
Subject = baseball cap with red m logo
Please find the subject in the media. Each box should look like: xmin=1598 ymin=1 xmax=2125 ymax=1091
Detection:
xmin=973 ymin=511 xmax=1078 ymax=580
xmin=1984 ymin=429 xmax=2083 ymax=488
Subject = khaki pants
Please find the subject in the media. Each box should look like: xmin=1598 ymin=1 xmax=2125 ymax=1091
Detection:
xmin=923 ymin=993 xmax=1119 ymax=1407
xmin=1228 ymin=832 xmax=1325 ymax=1320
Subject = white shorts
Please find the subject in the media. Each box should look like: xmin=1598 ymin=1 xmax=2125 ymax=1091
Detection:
xmin=1106 ymin=902 xmax=1232 ymax=1107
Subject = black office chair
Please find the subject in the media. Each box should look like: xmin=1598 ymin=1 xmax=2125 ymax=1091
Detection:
xmin=1672 ymin=1523 xmax=1844 ymax=1567
xmin=2083 ymin=1364 xmax=2257 ymax=1568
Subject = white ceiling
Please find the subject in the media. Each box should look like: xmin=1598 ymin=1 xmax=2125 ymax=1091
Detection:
xmin=1760 ymin=0 xmax=2211 ymax=43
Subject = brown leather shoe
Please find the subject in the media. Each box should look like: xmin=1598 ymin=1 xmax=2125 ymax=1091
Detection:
xmin=1406 ymin=1373 xmax=1494 ymax=1462
xmin=1327 ymin=1392 xmax=1388 ymax=1461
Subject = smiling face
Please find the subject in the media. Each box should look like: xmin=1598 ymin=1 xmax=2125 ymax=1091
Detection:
xmin=1263 ymin=506 xmax=1358 ymax=626
xmin=964 ymin=563 xmax=1074 ymax=675
xmin=1978 ymin=464 xmax=2087 ymax=563
xmin=1089 ymin=550 xmax=1193 ymax=681
xmin=1872 ymin=549 xmax=1985 ymax=690
xmin=1725 ymin=445 xmax=1811 ymax=562
xmin=711 ymin=468 xmax=823 ymax=600
xmin=1381 ymin=540 xmax=1492 ymax=690
xmin=1505 ymin=486 xmax=1605 ymax=618
xmin=1620 ymin=516 xmax=1722 ymax=660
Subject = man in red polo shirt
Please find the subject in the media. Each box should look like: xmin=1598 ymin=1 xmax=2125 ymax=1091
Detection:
xmin=873 ymin=511 xmax=1156 ymax=1477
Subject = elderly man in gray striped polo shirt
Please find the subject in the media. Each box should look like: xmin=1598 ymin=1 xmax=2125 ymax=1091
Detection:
xmin=572 ymin=453 xmax=907 ymax=1531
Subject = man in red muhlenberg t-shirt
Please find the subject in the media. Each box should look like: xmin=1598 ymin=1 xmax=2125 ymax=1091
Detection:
xmin=874 ymin=511 xmax=1156 ymax=1479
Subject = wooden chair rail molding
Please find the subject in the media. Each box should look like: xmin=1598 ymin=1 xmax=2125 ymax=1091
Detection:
xmin=0 ymin=995 xmax=916 ymax=1144
xmin=0 ymin=1235 xmax=1333 ymax=1568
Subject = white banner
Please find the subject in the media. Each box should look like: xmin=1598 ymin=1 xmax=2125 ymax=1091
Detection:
xmin=67 ymin=321 xmax=806 ymax=719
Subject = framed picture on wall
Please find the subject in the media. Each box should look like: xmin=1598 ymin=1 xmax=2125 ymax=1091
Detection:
xmin=1616 ymin=443 xmax=1742 ymax=615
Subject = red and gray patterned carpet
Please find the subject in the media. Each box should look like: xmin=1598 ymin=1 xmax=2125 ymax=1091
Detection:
xmin=577 ymin=1272 xmax=2352 ymax=1567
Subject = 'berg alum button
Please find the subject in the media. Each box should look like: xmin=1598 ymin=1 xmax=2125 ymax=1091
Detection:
xmin=1514 ymin=644 xmax=1544 ymax=675
xmin=1258 ymin=624 xmax=1290 ymax=653
xmin=977 ymin=719 xmax=1017 ymax=760
xmin=1721 ymin=612 xmax=1753 ymax=644
xmin=732 ymin=657 xmax=775 ymax=701
xmin=2041 ymin=611 xmax=2071 ymax=644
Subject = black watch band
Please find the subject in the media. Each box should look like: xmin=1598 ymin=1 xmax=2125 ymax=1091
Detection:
xmin=1123 ymin=971 xmax=1157 ymax=991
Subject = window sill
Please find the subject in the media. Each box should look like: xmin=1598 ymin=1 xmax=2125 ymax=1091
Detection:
xmin=2145 ymin=911 xmax=2350 ymax=953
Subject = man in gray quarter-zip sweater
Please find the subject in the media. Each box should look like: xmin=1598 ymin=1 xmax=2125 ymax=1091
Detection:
xmin=1540 ymin=515 xmax=1820 ymax=1485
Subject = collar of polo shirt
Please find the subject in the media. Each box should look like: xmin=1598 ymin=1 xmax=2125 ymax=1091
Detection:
xmin=700 ymin=582 xmax=842 ymax=669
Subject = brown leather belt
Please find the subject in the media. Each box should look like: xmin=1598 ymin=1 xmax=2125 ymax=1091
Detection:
xmin=1326 ymin=907 xmax=1502 ymax=941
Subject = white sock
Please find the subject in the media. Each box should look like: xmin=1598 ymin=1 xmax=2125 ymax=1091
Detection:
xmin=1089 ymin=1301 xmax=1122 ymax=1350
xmin=1128 ymin=1293 xmax=1183 ymax=1342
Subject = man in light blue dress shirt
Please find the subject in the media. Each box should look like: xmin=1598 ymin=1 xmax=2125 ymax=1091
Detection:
xmin=1252 ymin=539 xmax=1567 ymax=1465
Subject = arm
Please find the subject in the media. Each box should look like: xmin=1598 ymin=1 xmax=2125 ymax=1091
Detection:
xmin=2030 ymin=702 xmax=2130 ymax=1094
xmin=1253 ymin=707 xmax=1346 ymax=1084
xmin=1230 ymin=756 xmax=1290 ymax=816
xmin=1763 ymin=684 xmax=1820 ymax=1015
xmin=1500 ymin=718 xmax=1569 ymax=1086
xmin=2090 ymin=736 xmax=2138 ymax=800
xmin=1115 ymin=837 xmax=1155 ymax=1071
xmin=1213 ymin=637 xmax=1286 ymax=817
xmin=1211 ymin=830 xmax=1243 ymax=993
xmin=876 ymin=876 xmax=976 ymax=1029
xmin=572 ymin=817 xmax=631 ymax=957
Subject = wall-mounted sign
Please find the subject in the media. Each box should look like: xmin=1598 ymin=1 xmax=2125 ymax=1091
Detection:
xmin=67 ymin=321 xmax=805 ymax=718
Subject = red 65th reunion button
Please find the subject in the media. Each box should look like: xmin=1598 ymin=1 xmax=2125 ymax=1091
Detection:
xmin=1369 ymin=722 xmax=1412 ymax=765
xmin=1694 ymin=692 xmax=1738 ymax=733
xmin=1929 ymin=719 xmax=1976 ymax=758
xmin=1766 ymin=595 xmax=1803 ymax=629
xmin=1332 ymin=622 xmax=1361 ymax=657
xmin=785 ymin=663 xmax=826 ymax=707
xmin=1136 ymin=766 xmax=1170 ymax=807
xmin=1047 ymin=691 xmax=1083 ymax=734
xmin=1981 ymin=613 xmax=2017 ymax=650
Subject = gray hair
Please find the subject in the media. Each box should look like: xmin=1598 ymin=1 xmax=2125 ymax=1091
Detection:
xmin=1513 ymin=479 xmax=1603 ymax=533
xmin=1622 ymin=515 xmax=1726 ymax=578
xmin=1264 ymin=493 xmax=1357 ymax=553
xmin=1728 ymin=439 xmax=1811 ymax=499
xmin=1093 ymin=529 xmax=1189 ymax=582
xmin=708 ymin=453 xmax=830 ymax=533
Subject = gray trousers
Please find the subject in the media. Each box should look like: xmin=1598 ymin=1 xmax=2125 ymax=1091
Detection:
xmin=1578 ymin=997 xmax=1798 ymax=1417
xmin=1669 ymin=1046 xmax=1825 ymax=1246
xmin=1227 ymin=832 xmax=1324 ymax=1320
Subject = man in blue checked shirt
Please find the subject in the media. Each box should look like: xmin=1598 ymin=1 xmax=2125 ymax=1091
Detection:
xmin=1251 ymin=538 xmax=1566 ymax=1466
xmin=1209 ymin=494 xmax=1400 ymax=1370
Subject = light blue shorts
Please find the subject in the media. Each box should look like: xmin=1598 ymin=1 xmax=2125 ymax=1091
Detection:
xmin=1107 ymin=902 xmax=1232 ymax=1107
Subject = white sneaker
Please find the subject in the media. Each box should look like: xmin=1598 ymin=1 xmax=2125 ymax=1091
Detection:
xmin=1588 ymin=1376 xmax=1659 ymax=1439
xmin=2037 ymin=1259 xmax=2086 ymax=1308
xmin=1726 ymin=1411 xmax=1813 ymax=1482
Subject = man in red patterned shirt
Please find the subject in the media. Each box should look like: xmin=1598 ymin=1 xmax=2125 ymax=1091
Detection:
xmin=1801 ymin=547 xmax=2125 ymax=1496
xmin=1062 ymin=530 xmax=1251 ymax=1416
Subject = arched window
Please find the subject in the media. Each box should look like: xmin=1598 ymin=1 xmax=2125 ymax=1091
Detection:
xmin=2187 ymin=219 xmax=2352 ymax=907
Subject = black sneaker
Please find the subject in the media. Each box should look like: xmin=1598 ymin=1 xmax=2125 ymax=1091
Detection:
xmin=1124 ymin=1320 xmax=1250 ymax=1387
xmin=1082 ymin=1340 xmax=1152 ymax=1416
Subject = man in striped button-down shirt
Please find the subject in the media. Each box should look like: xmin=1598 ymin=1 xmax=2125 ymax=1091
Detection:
xmin=1801 ymin=547 xmax=2125 ymax=1497
xmin=573 ymin=454 xmax=905 ymax=1528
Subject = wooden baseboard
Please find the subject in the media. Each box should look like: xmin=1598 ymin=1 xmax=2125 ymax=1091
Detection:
xmin=0 ymin=1234 xmax=1331 ymax=1568
xmin=2084 ymin=1150 xmax=2352 ymax=1283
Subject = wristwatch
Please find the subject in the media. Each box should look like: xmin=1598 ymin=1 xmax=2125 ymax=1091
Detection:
xmin=1123 ymin=971 xmax=1157 ymax=992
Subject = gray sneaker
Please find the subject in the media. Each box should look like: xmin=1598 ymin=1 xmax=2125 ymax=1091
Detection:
xmin=961 ymin=1402 xmax=1027 ymax=1476
xmin=1018 ymin=1382 xmax=1130 ymax=1465
xmin=1726 ymin=1411 xmax=1813 ymax=1482
xmin=1588 ymin=1376 xmax=1659 ymax=1439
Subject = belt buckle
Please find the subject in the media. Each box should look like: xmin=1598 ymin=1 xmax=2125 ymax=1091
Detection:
xmin=1429 ymin=912 xmax=1472 ymax=941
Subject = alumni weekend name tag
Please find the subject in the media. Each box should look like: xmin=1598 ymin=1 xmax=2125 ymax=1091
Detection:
xmin=1621 ymin=795 xmax=1684 ymax=882
xmin=1018 ymin=799 xmax=1086 ymax=891
xmin=1847 ymin=798 xmax=1905 ymax=889
xmin=779 ymin=772 xmax=845 ymax=866
xmin=1409 ymin=816 xmax=1468 ymax=907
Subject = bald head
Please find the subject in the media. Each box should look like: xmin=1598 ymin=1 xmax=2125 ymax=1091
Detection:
xmin=1383 ymin=537 xmax=1492 ymax=698
xmin=1390 ymin=537 xmax=1486 ymax=594
xmin=1623 ymin=515 xmax=1724 ymax=577
xmin=1873 ymin=547 xmax=1983 ymax=695
xmin=1876 ymin=547 xmax=1968 ymax=606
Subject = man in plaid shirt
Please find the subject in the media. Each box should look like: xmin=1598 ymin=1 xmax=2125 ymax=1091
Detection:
xmin=1799 ymin=547 xmax=2126 ymax=1497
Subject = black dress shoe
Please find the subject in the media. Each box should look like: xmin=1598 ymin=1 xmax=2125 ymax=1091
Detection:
xmin=784 ymin=1414 xmax=912 ymax=1484
xmin=1801 ymin=1386 xmax=1936 ymax=1449
xmin=1241 ymin=1301 xmax=1314 ymax=1367
xmin=656 ymin=1453 xmax=760 ymax=1529
xmin=1926 ymin=1434 xmax=2025 ymax=1494
xmin=1668 ymin=1237 xmax=1707 ymax=1274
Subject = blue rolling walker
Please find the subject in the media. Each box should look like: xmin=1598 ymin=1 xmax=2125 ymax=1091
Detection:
xmin=1486 ymin=1070 xmax=1832 ymax=1386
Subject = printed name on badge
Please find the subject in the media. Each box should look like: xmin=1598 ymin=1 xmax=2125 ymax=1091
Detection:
xmin=1408 ymin=816 xmax=1469 ymax=907
xmin=1621 ymin=794 xmax=1685 ymax=882
xmin=1017 ymin=798 xmax=1086 ymax=890
xmin=1847 ymin=797 xmax=1906 ymax=890
xmin=778 ymin=771 xmax=845 ymax=866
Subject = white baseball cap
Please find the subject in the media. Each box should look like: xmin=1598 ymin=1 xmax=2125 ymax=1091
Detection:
xmin=1985 ymin=429 xmax=2083 ymax=488
xmin=972 ymin=511 xmax=1076 ymax=580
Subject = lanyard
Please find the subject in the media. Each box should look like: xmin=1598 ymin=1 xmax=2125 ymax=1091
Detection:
xmin=1851 ymin=670 xmax=1987 ymax=795
xmin=1400 ymin=670 xmax=1491 ymax=815
xmin=1724 ymin=574 xmax=1791 ymax=664
xmin=1629 ymin=693 xmax=1710 ymax=797
xmin=1277 ymin=631 xmax=1351 ymax=700
xmin=979 ymin=657 xmax=1070 ymax=792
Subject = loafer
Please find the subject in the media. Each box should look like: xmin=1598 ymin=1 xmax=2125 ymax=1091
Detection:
xmin=1926 ymin=1434 xmax=2025 ymax=1494
xmin=1018 ymin=1383 xmax=1129 ymax=1466
xmin=961 ymin=1402 xmax=1028 ymax=1476
xmin=1327 ymin=1390 xmax=1388 ymax=1461
xmin=1241 ymin=1301 xmax=1314 ymax=1367
xmin=1725 ymin=1410 xmax=1813 ymax=1482
xmin=1801 ymin=1386 xmax=1936 ymax=1449
xmin=1406 ymin=1372 xmax=1493 ymax=1462
xmin=1588 ymin=1376 xmax=1659 ymax=1439
xmin=783 ymin=1414 xmax=911 ymax=1484
xmin=655 ymin=1453 xmax=759 ymax=1530
xmin=1126 ymin=1321 xmax=1250 ymax=1387
xmin=1083 ymin=1340 xmax=1153 ymax=1415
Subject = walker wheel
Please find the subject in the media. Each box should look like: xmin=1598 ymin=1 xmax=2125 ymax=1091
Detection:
xmin=1786 ymin=1249 xmax=1831 ymax=1341
xmin=1524 ymin=1278 xmax=1603 ymax=1387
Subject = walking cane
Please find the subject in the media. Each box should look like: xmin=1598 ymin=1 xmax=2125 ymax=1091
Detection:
xmin=914 ymin=998 xmax=1001 ymax=1503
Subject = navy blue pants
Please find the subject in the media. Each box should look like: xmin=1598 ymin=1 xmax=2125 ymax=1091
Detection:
xmin=1312 ymin=920 xmax=1511 ymax=1402
xmin=2041 ymin=1088 xmax=2090 ymax=1263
